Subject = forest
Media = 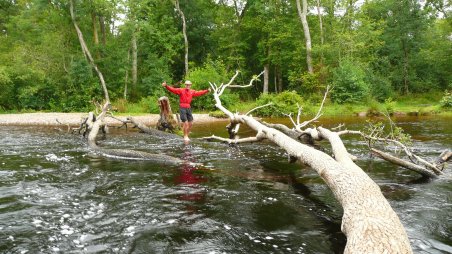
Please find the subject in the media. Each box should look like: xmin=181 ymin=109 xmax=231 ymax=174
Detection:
xmin=0 ymin=0 xmax=451 ymax=114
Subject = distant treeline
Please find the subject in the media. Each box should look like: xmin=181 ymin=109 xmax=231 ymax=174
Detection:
xmin=0 ymin=0 xmax=450 ymax=111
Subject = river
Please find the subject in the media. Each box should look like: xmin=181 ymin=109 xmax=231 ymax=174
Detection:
xmin=0 ymin=116 xmax=451 ymax=253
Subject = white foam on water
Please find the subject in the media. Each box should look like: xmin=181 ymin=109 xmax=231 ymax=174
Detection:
xmin=45 ymin=153 xmax=72 ymax=162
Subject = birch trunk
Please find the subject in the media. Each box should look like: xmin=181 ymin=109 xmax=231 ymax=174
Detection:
xmin=209 ymin=79 xmax=412 ymax=253
xmin=316 ymin=0 xmax=324 ymax=46
xmin=69 ymin=0 xmax=110 ymax=103
xmin=124 ymin=49 xmax=130 ymax=100
xmin=175 ymin=0 xmax=189 ymax=75
xmin=229 ymin=117 xmax=411 ymax=253
xmin=263 ymin=64 xmax=269 ymax=94
xmin=296 ymin=0 xmax=314 ymax=73
xmin=132 ymin=32 xmax=138 ymax=89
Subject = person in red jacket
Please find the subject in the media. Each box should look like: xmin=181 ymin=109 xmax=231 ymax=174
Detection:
xmin=162 ymin=80 xmax=210 ymax=142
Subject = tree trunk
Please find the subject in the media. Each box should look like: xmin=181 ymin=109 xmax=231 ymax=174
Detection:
xmin=277 ymin=66 xmax=283 ymax=93
xmin=69 ymin=0 xmax=110 ymax=103
xmin=296 ymin=0 xmax=314 ymax=74
xmin=316 ymin=0 xmax=324 ymax=46
xmin=402 ymin=40 xmax=409 ymax=94
xmin=209 ymin=77 xmax=412 ymax=253
xmin=316 ymin=0 xmax=324 ymax=63
xmin=132 ymin=32 xmax=138 ymax=89
xmin=175 ymin=0 xmax=189 ymax=76
xmin=220 ymin=114 xmax=411 ymax=253
xmin=156 ymin=96 xmax=180 ymax=132
xmin=263 ymin=64 xmax=269 ymax=94
xmin=99 ymin=15 xmax=106 ymax=45
xmin=91 ymin=12 xmax=99 ymax=45
xmin=124 ymin=48 xmax=130 ymax=100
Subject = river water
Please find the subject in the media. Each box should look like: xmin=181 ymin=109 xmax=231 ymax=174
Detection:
xmin=0 ymin=116 xmax=451 ymax=253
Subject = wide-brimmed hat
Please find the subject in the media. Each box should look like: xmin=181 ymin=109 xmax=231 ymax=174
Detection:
xmin=184 ymin=80 xmax=192 ymax=85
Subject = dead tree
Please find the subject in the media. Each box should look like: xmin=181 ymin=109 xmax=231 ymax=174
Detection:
xmin=70 ymin=0 xmax=110 ymax=103
xmin=69 ymin=1 xmax=183 ymax=164
xmin=156 ymin=96 xmax=180 ymax=132
xmin=203 ymin=72 xmax=413 ymax=253
xmin=175 ymin=0 xmax=189 ymax=75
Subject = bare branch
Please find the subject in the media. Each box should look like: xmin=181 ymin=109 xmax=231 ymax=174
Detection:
xmin=106 ymin=115 xmax=130 ymax=129
xmin=229 ymin=70 xmax=265 ymax=88
xmin=296 ymin=103 xmax=303 ymax=125
xmin=55 ymin=118 xmax=71 ymax=132
xmin=218 ymin=70 xmax=240 ymax=96
xmin=294 ymin=85 xmax=330 ymax=131
xmin=208 ymin=72 xmax=412 ymax=252
xmin=245 ymin=102 xmax=273 ymax=116
xmin=200 ymin=133 xmax=266 ymax=144
xmin=338 ymin=129 xmax=443 ymax=175
xmin=282 ymin=112 xmax=298 ymax=128
xmin=371 ymin=148 xmax=437 ymax=178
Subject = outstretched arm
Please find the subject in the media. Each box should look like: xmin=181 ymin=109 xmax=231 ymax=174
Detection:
xmin=192 ymin=88 xmax=210 ymax=97
xmin=162 ymin=81 xmax=182 ymax=95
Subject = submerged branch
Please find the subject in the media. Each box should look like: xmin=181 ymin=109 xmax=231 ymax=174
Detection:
xmin=371 ymin=148 xmax=437 ymax=178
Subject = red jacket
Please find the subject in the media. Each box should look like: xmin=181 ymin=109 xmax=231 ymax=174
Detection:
xmin=164 ymin=85 xmax=209 ymax=108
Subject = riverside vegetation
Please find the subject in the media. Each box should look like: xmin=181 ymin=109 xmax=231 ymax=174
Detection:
xmin=0 ymin=0 xmax=451 ymax=116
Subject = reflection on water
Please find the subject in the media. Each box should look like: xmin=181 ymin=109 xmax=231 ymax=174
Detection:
xmin=0 ymin=115 xmax=451 ymax=253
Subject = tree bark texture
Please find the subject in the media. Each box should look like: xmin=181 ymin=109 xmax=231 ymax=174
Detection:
xmin=263 ymin=64 xmax=269 ymax=94
xmin=210 ymin=80 xmax=412 ymax=253
xmin=156 ymin=96 xmax=180 ymax=132
xmin=296 ymin=0 xmax=314 ymax=74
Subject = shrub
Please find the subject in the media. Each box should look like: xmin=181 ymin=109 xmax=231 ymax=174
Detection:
xmin=255 ymin=91 xmax=304 ymax=117
xmin=383 ymin=98 xmax=396 ymax=114
xmin=287 ymin=71 xmax=324 ymax=96
xmin=0 ymin=66 xmax=14 ymax=110
xmin=330 ymin=60 xmax=370 ymax=104
xmin=112 ymin=98 xmax=128 ymax=113
xmin=367 ymin=72 xmax=393 ymax=102
xmin=185 ymin=59 xmax=232 ymax=111
xmin=366 ymin=99 xmax=382 ymax=116
xmin=124 ymin=96 xmax=160 ymax=113
xmin=440 ymin=90 xmax=452 ymax=109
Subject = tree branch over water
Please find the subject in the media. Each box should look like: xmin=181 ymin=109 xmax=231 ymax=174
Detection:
xmin=201 ymin=71 xmax=452 ymax=253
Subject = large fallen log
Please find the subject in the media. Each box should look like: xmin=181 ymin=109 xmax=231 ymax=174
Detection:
xmin=85 ymin=102 xmax=183 ymax=164
xmin=205 ymin=72 xmax=412 ymax=253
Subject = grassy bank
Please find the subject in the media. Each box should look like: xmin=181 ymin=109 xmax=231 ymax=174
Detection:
xmin=207 ymin=93 xmax=451 ymax=118
xmin=1 ymin=93 xmax=450 ymax=118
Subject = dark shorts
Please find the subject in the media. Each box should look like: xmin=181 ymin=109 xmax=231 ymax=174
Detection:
xmin=180 ymin=107 xmax=193 ymax=122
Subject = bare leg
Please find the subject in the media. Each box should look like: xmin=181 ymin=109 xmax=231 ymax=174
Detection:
xmin=183 ymin=122 xmax=190 ymax=141
xmin=187 ymin=121 xmax=193 ymax=135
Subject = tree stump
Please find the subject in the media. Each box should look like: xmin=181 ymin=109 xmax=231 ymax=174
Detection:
xmin=156 ymin=96 xmax=180 ymax=133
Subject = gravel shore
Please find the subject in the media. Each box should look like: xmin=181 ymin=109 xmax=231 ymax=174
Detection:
xmin=0 ymin=113 xmax=225 ymax=126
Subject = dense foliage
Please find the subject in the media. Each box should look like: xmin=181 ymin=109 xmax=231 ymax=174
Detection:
xmin=0 ymin=0 xmax=450 ymax=112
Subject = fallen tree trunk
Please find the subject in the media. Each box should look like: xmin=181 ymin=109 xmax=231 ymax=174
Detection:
xmin=207 ymin=74 xmax=412 ymax=253
xmin=85 ymin=103 xmax=183 ymax=164
xmin=70 ymin=1 xmax=183 ymax=164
